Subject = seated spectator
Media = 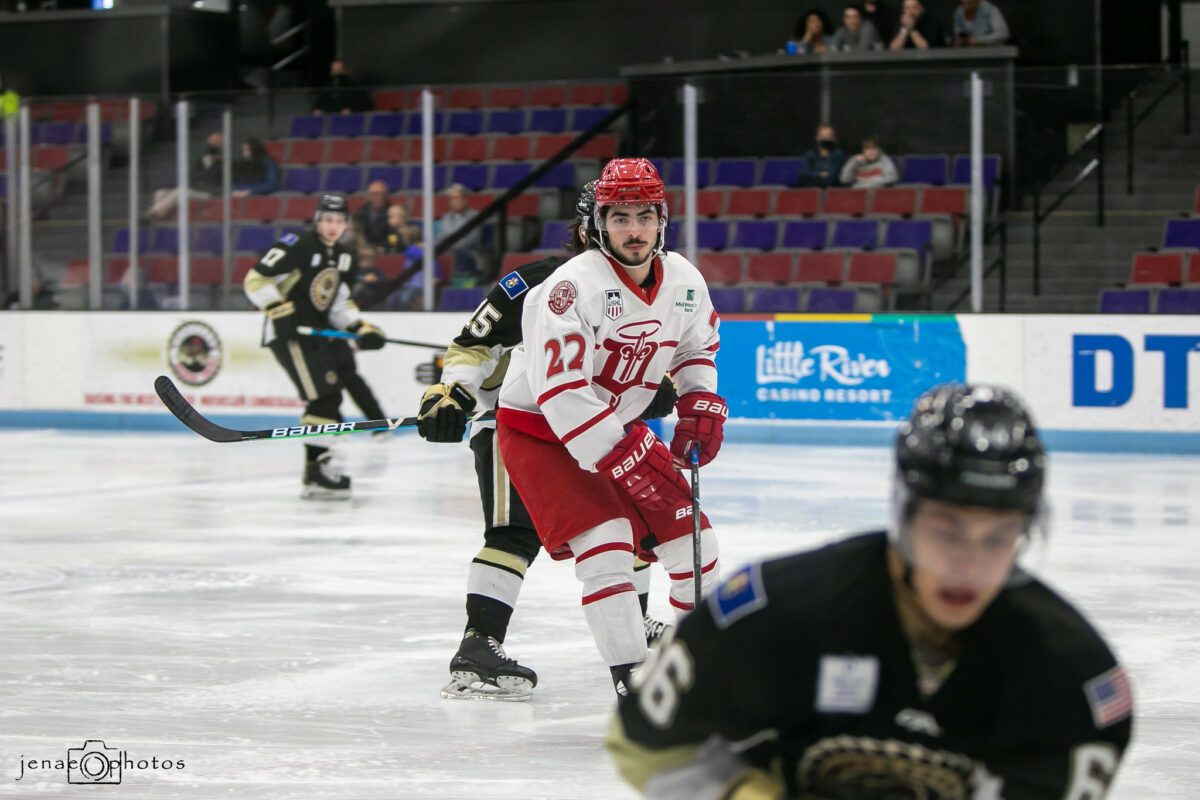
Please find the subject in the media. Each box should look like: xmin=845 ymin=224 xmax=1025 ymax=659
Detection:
xmin=144 ymin=131 xmax=223 ymax=222
xmin=831 ymin=4 xmax=882 ymax=51
xmin=793 ymin=9 xmax=832 ymax=54
xmin=954 ymin=0 xmax=1009 ymax=46
xmin=889 ymin=0 xmax=946 ymax=49
xmin=311 ymin=60 xmax=373 ymax=115
xmin=839 ymin=135 xmax=898 ymax=188
xmin=796 ymin=124 xmax=846 ymax=187
xmin=862 ymin=0 xmax=896 ymax=41
xmin=383 ymin=203 xmax=420 ymax=253
xmin=437 ymin=183 xmax=488 ymax=285
xmin=353 ymin=180 xmax=392 ymax=249
xmin=232 ymin=138 xmax=279 ymax=197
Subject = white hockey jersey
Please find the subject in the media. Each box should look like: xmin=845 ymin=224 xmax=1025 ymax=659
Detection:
xmin=497 ymin=249 xmax=720 ymax=472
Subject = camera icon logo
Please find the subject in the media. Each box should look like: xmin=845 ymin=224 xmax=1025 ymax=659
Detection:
xmin=67 ymin=740 xmax=122 ymax=784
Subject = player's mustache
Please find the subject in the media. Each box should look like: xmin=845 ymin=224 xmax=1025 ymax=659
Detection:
xmin=625 ymin=238 xmax=648 ymax=246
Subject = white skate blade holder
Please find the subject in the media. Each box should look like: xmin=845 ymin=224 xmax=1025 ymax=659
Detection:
xmin=441 ymin=671 xmax=534 ymax=702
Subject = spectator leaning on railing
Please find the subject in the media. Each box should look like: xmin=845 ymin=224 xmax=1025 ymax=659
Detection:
xmin=954 ymin=0 xmax=1009 ymax=46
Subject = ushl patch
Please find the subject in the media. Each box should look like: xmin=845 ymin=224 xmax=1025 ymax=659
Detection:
xmin=500 ymin=271 xmax=529 ymax=300
xmin=605 ymin=289 xmax=624 ymax=320
xmin=1084 ymin=665 xmax=1133 ymax=729
xmin=710 ymin=563 xmax=767 ymax=629
xmin=815 ymin=654 xmax=879 ymax=714
xmin=547 ymin=280 xmax=577 ymax=315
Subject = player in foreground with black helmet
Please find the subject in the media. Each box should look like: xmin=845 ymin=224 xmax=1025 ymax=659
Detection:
xmin=609 ymin=384 xmax=1132 ymax=799
xmin=417 ymin=181 xmax=678 ymax=701
xmin=244 ymin=193 xmax=388 ymax=499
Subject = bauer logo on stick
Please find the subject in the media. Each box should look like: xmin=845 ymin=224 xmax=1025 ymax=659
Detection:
xmin=167 ymin=321 xmax=222 ymax=387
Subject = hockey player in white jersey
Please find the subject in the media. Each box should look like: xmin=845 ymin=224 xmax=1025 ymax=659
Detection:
xmin=495 ymin=158 xmax=727 ymax=695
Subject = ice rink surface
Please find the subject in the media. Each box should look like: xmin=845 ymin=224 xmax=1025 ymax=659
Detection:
xmin=0 ymin=427 xmax=1196 ymax=798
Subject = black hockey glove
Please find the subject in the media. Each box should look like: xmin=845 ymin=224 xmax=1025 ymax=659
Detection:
xmin=264 ymin=299 xmax=298 ymax=339
xmin=639 ymin=375 xmax=679 ymax=421
xmin=348 ymin=319 xmax=386 ymax=350
xmin=417 ymin=382 xmax=477 ymax=443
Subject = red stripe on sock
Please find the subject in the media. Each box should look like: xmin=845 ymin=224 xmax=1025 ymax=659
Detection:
xmin=582 ymin=582 xmax=636 ymax=606
xmin=576 ymin=541 xmax=634 ymax=562
xmin=667 ymin=558 xmax=719 ymax=580
xmin=669 ymin=595 xmax=694 ymax=611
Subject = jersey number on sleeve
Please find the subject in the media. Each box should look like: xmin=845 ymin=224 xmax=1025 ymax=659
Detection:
xmin=1063 ymin=742 xmax=1118 ymax=800
xmin=261 ymin=247 xmax=287 ymax=268
xmin=544 ymin=334 xmax=586 ymax=378
xmin=631 ymin=637 xmax=694 ymax=729
xmin=467 ymin=302 xmax=502 ymax=337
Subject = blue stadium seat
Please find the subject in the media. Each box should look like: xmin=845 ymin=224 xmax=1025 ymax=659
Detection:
xmin=486 ymin=110 xmax=527 ymax=134
xmin=665 ymin=159 xmax=712 ymax=188
xmin=328 ymin=114 xmax=366 ymax=138
xmin=149 ymin=227 xmax=180 ymax=254
xmin=39 ymin=123 xmax=75 ymax=146
xmin=367 ymin=113 xmax=405 ymax=138
xmin=760 ymin=158 xmax=804 ymax=187
xmin=406 ymin=164 xmax=449 ymax=191
xmin=749 ymin=287 xmax=801 ymax=313
xmin=451 ymin=163 xmax=489 ymax=191
xmin=900 ymin=155 xmax=948 ymax=185
xmin=1098 ymin=288 xmax=1151 ymax=314
xmin=1163 ymin=219 xmax=1200 ymax=249
xmin=713 ymin=158 xmax=758 ymax=188
xmin=404 ymin=112 xmax=446 ymax=136
xmin=831 ymin=219 xmax=879 ymax=249
xmin=194 ymin=227 xmax=224 ymax=254
xmin=1156 ymin=288 xmax=1200 ymax=314
xmin=448 ymin=111 xmax=485 ymax=136
xmin=571 ymin=107 xmax=610 ymax=131
xmin=950 ymin=154 xmax=1001 ymax=189
xmin=732 ymin=220 xmax=778 ymax=251
xmin=694 ymin=221 xmax=730 ymax=251
xmin=492 ymin=164 xmax=534 ymax=189
xmin=781 ymin=220 xmax=829 ymax=250
xmin=883 ymin=220 xmax=932 ymax=253
xmin=365 ymin=165 xmax=407 ymax=192
xmin=235 ymin=225 xmax=276 ymax=253
xmin=664 ymin=223 xmax=682 ymax=251
xmin=324 ymin=166 xmax=364 ymax=193
xmin=110 ymin=227 xmax=151 ymax=254
xmin=539 ymin=220 xmax=573 ymax=250
xmin=529 ymin=109 xmax=568 ymax=133
xmin=708 ymin=287 xmax=746 ymax=314
xmin=806 ymin=287 xmax=857 ymax=312
xmin=288 ymin=115 xmax=324 ymax=139
xmin=533 ymin=163 xmax=577 ymax=188
xmin=439 ymin=287 xmax=490 ymax=311
xmin=284 ymin=167 xmax=321 ymax=194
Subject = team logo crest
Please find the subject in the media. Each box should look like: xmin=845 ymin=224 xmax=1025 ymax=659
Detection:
xmin=605 ymin=289 xmax=624 ymax=320
xmin=167 ymin=321 xmax=222 ymax=386
xmin=547 ymin=280 xmax=577 ymax=315
xmin=309 ymin=267 xmax=340 ymax=311
xmin=500 ymin=271 xmax=529 ymax=299
xmin=594 ymin=319 xmax=662 ymax=395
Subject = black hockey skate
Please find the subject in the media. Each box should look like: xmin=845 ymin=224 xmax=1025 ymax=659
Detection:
xmin=644 ymin=614 xmax=672 ymax=645
xmin=301 ymin=453 xmax=351 ymax=500
xmin=610 ymin=663 xmax=636 ymax=698
xmin=441 ymin=629 xmax=537 ymax=702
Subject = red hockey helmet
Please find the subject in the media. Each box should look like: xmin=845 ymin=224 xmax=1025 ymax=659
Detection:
xmin=592 ymin=158 xmax=668 ymax=257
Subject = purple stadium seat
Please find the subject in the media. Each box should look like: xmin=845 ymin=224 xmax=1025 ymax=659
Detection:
xmin=782 ymin=220 xmax=829 ymax=250
xmin=708 ymin=287 xmax=746 ymax=314
xmin=487 ymin=110 xmax=527 ymax=134
xmin=110 ymin=227 xmax=151 ymax=254
xmin=539 ymin=220 xmax=573 ymax=250
xmin=950 ymin=155 xmax=1001 ymax=188
xmin=235 ymin=225 xmax=276 ymax=253
xmin=439 ymin=287 xmax=490 ymax=311
xmin=39 ymin=123 xmax=75 ymax=146
xmin=1163 ymin=219 xmax=1200 ymax=249
xmin=713 ymin=158 xmax=758 ymax=188
xmin=664 ymin=224 xmax=682 ymax=251
xmin=694 ymin=221 xmax=730 ymax=251
xmin=194 ymin=227 xmax=224 ymax=253
xmin=404 ymin=112 xmax=446 ymax=136
xmin=570 ymin=107 xmax=610 ymax=131
xmin=806 ymin=287 xmax=857 ymax=312
xmin=883 ymin=220 xmax=932 ymax=252
xmin=367 ymin=113 xmax=405 ymax=138
xmin=665 ymin=159 xmax=712 ymax=188
xmin=451 ymin=164 xmax=489 ymax=191
xmin=1156 ymin=288 xmax=1200 ymax=314
xmin=1098 ymin=288 xmax=1151 ymax=313
xmin=406 ymin=164 xmax=449 ymax=191
xmin=149 ymin=227 xmax=180 ymax=254
xmin=288 ymin=115 xmax=324 ymax=138
xmin=328 ymin=114 xmax=366 ymax=138
xmin=760 ymin=158 xmax=804 ymax=187
xmin=492 ymin=164 xmax=534 ymax=189
xmin=365 ymin=166 xmax=407 ymax=192
xmin=831 ymin=219 xmax=880 ymax=249
xmin=749 ymin=287 xmax=801 ymax=313
xmin=448 ymin=111 xmax=485 ymax=136
xmin=900 ymin=155 xmax=948 ymax=185
xmin=324 ymin=166 xmax=363 ymax=193
xmin=732 ymin=220 xmax=778 ymax=251
xmin=284 ymin=167 xmax=321 ymax=194
xmin=529 ymin=109 xmax=568 ymax=133
xmin=533 ymin=163 xmax=577 ymax=188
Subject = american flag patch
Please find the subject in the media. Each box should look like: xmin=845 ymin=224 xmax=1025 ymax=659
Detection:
xmin=1083 ymin=665 xmax=1132 ymax=729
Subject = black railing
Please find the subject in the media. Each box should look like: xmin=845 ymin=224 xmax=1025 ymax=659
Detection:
xmin=1031 ymin=123 xmax=1104 ymax=295
xmin=1126 ymin=40 xmax=1191 ymax=195
xmin=942 ymin=219 xmax=1008 ymax=312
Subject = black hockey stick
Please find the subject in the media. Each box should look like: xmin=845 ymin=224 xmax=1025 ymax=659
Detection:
xmin=689 ymin=442 xmax=703 ymax=610
xmin=296 ymin=326 xmax=446 ymax=351
xmin=154 ymin=375 xmax=493 ymax=443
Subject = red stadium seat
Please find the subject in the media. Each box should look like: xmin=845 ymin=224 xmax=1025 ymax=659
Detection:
xmin=534 ymin=134 xmax=573 ymax=160
xmin=696 ymin=253 xmax=743 ymax=284
xmin=577 ymin=133 xmax=618 ymax=159
xmin=726 ymin=190 xmax=771 ymax=218
xmin=283 ymin=195 xmax=320 ymax=221
xmin=569 ymin=85 xmax=608 ymax=106
xmin=488 ymin=87 xmax=528 ymax=108
xmin=448 ymin=88 xmax=486 ymax=109
xmin=406 ymin=138 xmax=447 ymax=162
xmin=367 ymin=138 xmax=407 ymax=163
xmin=233 ymin=256 xmax=259 ymax=283
xmin=466 ymin=192 xmax=497 ymax=212
xmin=51 ymin=102 xmax=85 ymax=123
xmin=745 ymin=253 xmax=794 ymax=284
xmin=774 ymin=189 xmax=820 ymax=217
xmin=372 ymin=90 xmax=408 ymax=111
xmin=502 ymin=252 xmax=544 ymax=273
xmin=148 ymin=256 xmax=178 ymax=284
xmin=491 ymin=136 xmax=532 ymax=161
xmin=189 ymin=256 xmax=225 ymax=285
xmin=609 ymin=85 xmax=628 ymax=105
xmin=327 ymin=139 xmax=365 ymax=164
xmin=106 ymin=257 xmax=130 ymax=284
xmin=1193 ymin=185 xmax=1200 ymax=215
xmin=822 ymin=188 xmax=868 ymax=216
xmin=795 ymin=251 xmax=845 ymax=284
xmin=529 ymin=86 xmax=567 ymax=107
xmin=846 ymin=252 xmax=897 ymax=285
xmin=286 ymin=140 xmax=325 ymax=165
xmin=506 ymin=193 xmax=542 ymax=217
xmin=34 ymin=146 xmax=70 ymax=171
xmin=376 ymin=254 xmax=408 ymax=279
xmin=918 ymin=186 xmax=967 ymax=216
xmin=1187 ymin=253 xmax=1200 ymax=285
xmin=64 ymin=259 xmax=89 ymax=287
xmin=1129 ymin=252 xmax=1184 ymax=285
xmin=240 ymin=196 xmax=282 ymax=222
xmin=263 ymin=141 xmax=287 ymax=163
xmin=869 ymin=187 xmax=917 ymax=216
xmin=449 ymin=137 xmax=488 ymax=162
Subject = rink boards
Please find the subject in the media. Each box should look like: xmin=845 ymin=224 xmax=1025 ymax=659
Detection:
xmin=0 ymin=311 xmax=1196 ymax=452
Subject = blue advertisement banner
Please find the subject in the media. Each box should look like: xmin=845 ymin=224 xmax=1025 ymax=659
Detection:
xmin=716 ymin=316 xmax=966 ymax=421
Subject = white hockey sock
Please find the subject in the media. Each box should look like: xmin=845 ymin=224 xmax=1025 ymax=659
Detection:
xmin=466 ymin=546 xmax=528 ymax=608
xmin=572 ymin=520 xmax=648 ymax=667
xmin=653 ymin=528 xmax=720 ymax=621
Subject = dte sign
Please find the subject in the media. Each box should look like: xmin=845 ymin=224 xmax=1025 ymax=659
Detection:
xmin=1073 ymin=334 xmax=1200 ymax=408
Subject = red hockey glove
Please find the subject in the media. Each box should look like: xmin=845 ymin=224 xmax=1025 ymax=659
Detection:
xmin=670 ymin=391 xmax=728 ymax=467
xmin=596 ymin=421 xmax=691 ymax=512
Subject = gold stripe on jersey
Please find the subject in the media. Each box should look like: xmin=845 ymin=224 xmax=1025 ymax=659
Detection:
xmin=301 ymin=413 xmax=338 ymax=427
xmin=443 ymin=342 xmax=494 ymax=370
xmin=472 ymin=547 xmax=528 ymax=578
xmin=244 ymin=268 xmax=301 ymax=308
xmin=492 ymin=437 xmax=510 ymax=526
xmin=605 ymin=716 xmax=703 ymax=793
xmin=480 ymin=350 xmax=512 ymax=392
xmin=287 ymin=339 xmax=320 ymax=400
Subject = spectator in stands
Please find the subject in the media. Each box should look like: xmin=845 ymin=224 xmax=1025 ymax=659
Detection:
xmin=311 ymin=60 xmax=373 ymax=115
xmin=831 ymin=4 xmax=882 ymax=51
xmin=889 ymin=0 xmax=946 ymax=49
xmin=862 ymin=0 xmax=896 ymax=41
xmin=353 ymin=180 xmax=392 ymax=249
xmin=796 ymin=124 xmax=846 ymax=187
xmin=383 ymin=202 xmax=419 ymax=253
xmin=839 ymin=135 xmax=899 ymax=188
xmin=793 ymin=9 xmax=832 ymax=54
xmin=232 ymin=138 xmax=279 ymax=198
xmin=0 ymin=72 xmax=18 ymax=120
xmin=954 ymin=0 xmax=1009 ymax=46
xmin=437 ymin=183 xmax=487 ymax=285
xmin=144 ymin=131 xmax=224 ymax=222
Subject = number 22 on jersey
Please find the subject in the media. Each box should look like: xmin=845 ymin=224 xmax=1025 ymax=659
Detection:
xmin=545 ymin=334 xmax=586 ymax=378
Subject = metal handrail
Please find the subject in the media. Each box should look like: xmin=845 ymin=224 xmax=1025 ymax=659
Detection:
xmin=1030 ymin=123 xmax=1105 ymax=295
xmin=270 ymin=20 xmax=309 ymax=47
xmin=1126 ymin=39 xmax=1191 ymax=194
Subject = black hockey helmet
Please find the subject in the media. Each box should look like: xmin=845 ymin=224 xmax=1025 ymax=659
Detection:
xmin=576 ymin=180 xmax=598 ymax=235
xmin=895 ymin=384 xmax=1046 ymax=516
xmin=314 ymin=193 xmax=350 ymax=222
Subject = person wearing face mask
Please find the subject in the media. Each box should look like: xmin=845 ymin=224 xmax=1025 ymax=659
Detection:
xmin=143 ymin=131 xmax=225 ymax=222
xmin=609 ymin=384 xmax=1132 ymax=800
xmin=231 ymin=138 xmax=279 ymax=198
xmin=796 ymin=124 xmax=846 ymax=187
